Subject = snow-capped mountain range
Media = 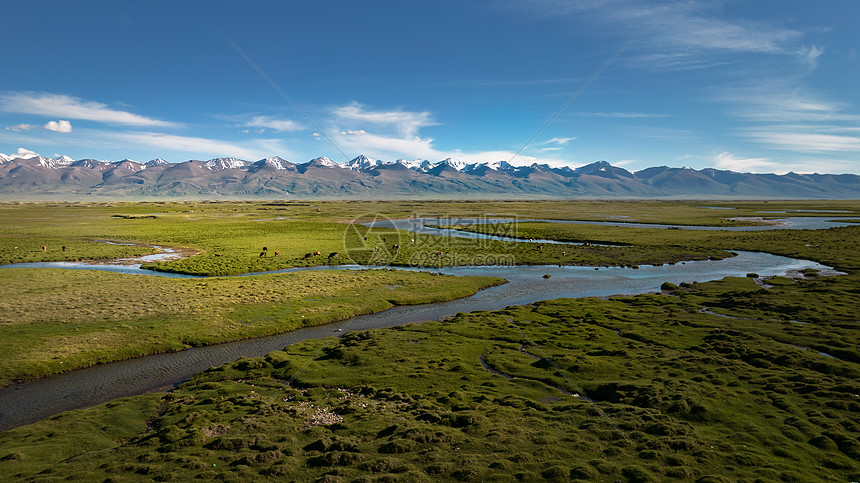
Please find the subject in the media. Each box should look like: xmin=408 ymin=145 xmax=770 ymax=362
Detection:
xmin=0 ymin=152 xmax=857 ymax=200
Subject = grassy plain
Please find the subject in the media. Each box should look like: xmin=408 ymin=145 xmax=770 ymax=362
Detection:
xmin=0 ymin=200 xmax=858 ymax=481
xmin=1 ymin=272 xmax=857 ymax=481
xmin=2 ymin=200 xmax=858 ymax=276
xmin=0 ymin=268 xmax=503 ymax=386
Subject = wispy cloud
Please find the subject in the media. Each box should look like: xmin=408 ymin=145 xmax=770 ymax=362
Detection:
xmin=799 ymin=45 xmax=824 ymax=71
xmin=101 ymin=131 xmax=291 ymax=160
xmin=713 ymin=151 xmax=779 ymax=173
xmin=332 ymin=102 xmax=436 ymax=137
xmin=243 ymin=115 xmax=303 ymax=132
xmin=531 ymin=1 xmax=800 ymax=51
xmin=517 ymin=0 xmax=804 ymax=70
xmin=744 ymin=131 xmax=860 ymax=153
xmin=712 ymin=151 xmax=852 ymax=174
xmin=720 ymin=81 xmax=860 ymax=156
xmin=723 ymin=83 xmax=859 ymax=123
xmin=326 ymin=103 xmax=568 ymax=166
xmin=543 ymin=137 xmax=575 ymax=145
xmin=0 ymin=92 xmax=178 ymax=127
xmin=5 ymin=123 xmax=39 ymax=132
xmin=6 ymin=120 xmax=73 ymax=133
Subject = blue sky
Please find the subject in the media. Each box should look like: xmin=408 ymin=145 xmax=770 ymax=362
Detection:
xmin=1 ymin=1 xmax=858 ymax=174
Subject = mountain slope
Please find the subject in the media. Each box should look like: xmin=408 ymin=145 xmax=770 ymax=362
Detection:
xmin=0 ymin=154 xmax=857 ymax=200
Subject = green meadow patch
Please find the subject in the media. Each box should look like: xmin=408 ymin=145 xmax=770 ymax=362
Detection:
xmin=0 ymin=200 xmax=858 ymax=480
xmin=0 ymin=268 xmax=503 ymax=386
xmin=1 ymin=274 xmax=857 ymax=481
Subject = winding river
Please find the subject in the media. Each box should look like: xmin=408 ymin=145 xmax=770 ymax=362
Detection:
xmin=0 ymin=217 xmax=850 ymax=430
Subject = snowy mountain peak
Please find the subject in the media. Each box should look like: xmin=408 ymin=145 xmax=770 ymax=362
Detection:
xmin=307 ymin=156 xmax=339 ymax=168
xmin=259 ymin=156 xmax=293 ymax=170
xmin=346 ymin=155 xmax=381 ymax=170
xmin=146 ymin=158 xmax=169 ymax=166
xmin=394 ymin=159 xmax=426 ymax=170
xmin=205 ymin=157 xmax=249 ymax=170
xmin=438 ymin=158 xmax=467 ymax=171
xmin=485 ymin=160 xmax=516 ymax=172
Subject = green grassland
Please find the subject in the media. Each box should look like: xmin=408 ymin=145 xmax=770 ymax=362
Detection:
xmin=454 ymin=220 xmax=860 ymax=272
xmin=1 ymin=272 xmax=856 ymax=481
xmin=0 ymin=268 xmax=503 ymax=386
xmin=0 ymin=200 xmax=858 ymax=481
xmin=2 ymin=200 xmax=858 ymax=277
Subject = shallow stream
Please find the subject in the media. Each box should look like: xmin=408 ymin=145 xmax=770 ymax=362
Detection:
xmin=0 ymin=216 xmax=850 ymax=430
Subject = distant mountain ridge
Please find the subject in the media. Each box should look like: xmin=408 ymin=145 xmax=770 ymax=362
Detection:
xmin=0 ymin=153 xmax=857 ymax=200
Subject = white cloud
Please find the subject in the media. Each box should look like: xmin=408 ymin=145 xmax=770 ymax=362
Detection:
xmin=543 ymin=137 xmax=575 ymax=145
xmin=799 ymin=45 xmax=824 ymax=70
xmin=103 ymin=131 xmax=291 ymax=160
xmin=744 ymin=131 xmax=860 ymax=153
xmin=14 ymin=147 xmax=38 ymax=158
xmin=0 ymin=92 xmax=178 ymax=127
xmin=244 ymin=115 xmax=303 ymax=132
xmin=522 ymin=0 xmax=801 ymax=56
xmin=44 ymin=120 xmax=72 ymax=133
xmin=724 ymin=84 xmax=859 ymax=123
xmin=328 ymin=102 xmax=570 ymax=167
xmin=332 ymin=102 xmax=436 ymax=137
xmin=539 ymin=147 xmax=563 ymax=152
xmin=713 ymin=151 xmax=780 ymax=173
xmin=5 ymin=123 xmax=39 ymax=132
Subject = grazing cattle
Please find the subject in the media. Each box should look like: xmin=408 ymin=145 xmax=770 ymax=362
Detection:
xmin=304 ymin=252 xmax=314 ymax=259
xmin=214 ymin=253 xmax=221 ymax=257
xmin=313 ymin=251 xmax=321 ymax=256
xmin=259 ymin=251 xmax=266 ymax=257
xmin=562 ymin=251 xmax=566 ymax=256
xmin=274 ymin=251 xmax=280 ymax=256
xmin=61 ymin=246 xmax=66 ymax=252
xmin=328 ymin=252 xmax=339 ymax=259
xmin=42 ymin=246 xmax=47 ymax=252
xmin=392 ymin=244 xmax=400 ymax=250
xmin=262 ymin=247 xmax=268 ymax=252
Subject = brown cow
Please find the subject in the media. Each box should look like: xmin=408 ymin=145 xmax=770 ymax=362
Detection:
xmin=42 ymin=246 xmax=47 ymax=252
xmin=313 ymin=251 xmax=321 ymax=256
xmin=274 ymin=251 xmax=280 ymax=257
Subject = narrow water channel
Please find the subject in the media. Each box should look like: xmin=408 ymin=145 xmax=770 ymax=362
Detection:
xmin=0 ymin=250 xmax=835 ymax=430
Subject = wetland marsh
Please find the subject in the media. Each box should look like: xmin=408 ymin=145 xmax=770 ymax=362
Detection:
xmin=0 ymin=200 xmax=858 ymax=481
